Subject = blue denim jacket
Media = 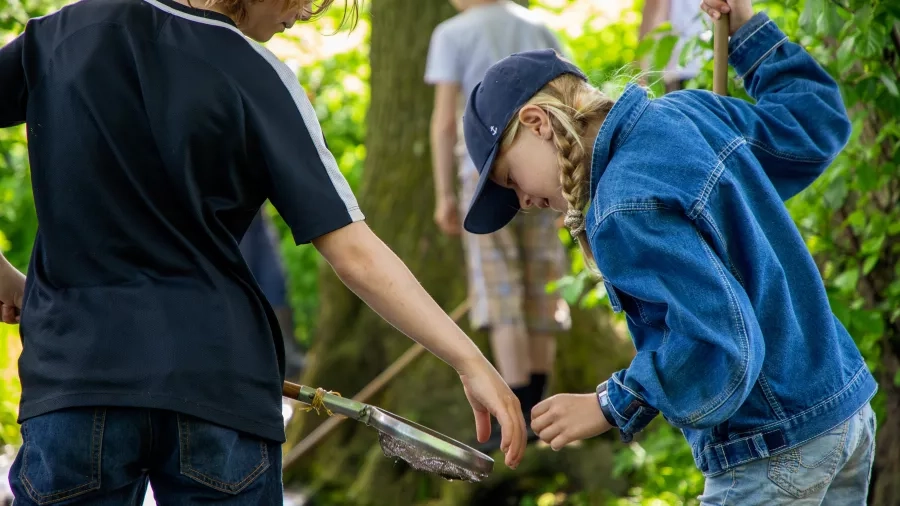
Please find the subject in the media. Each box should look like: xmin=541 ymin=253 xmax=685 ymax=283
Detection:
xmin=585 ymin=12 xmax=877 ymax=477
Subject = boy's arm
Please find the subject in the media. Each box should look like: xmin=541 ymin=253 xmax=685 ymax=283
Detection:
xmin=593 ymin=209 xmax=765 ymax=441
xmin=424 ymin=25 xmax=463 ymax=234
xmin=249 ymin=64 xmax=526 ymax=468
xmin=0 ymin=251 xmax=25 ymax=324
xmin=0 ymin=34 xmax=28 ymax=128
xmin=696 ymin=11 xmax=852 ymax=200
xmin=312 ymin=222 xmax=526 ymax=467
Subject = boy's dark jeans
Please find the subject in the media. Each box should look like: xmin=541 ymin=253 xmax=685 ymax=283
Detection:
xmin=9 ymin=407 xmax=283 ymax=505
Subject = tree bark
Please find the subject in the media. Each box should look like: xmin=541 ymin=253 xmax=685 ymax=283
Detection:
xmin=281 ymin=1 xmax=633 ymax=503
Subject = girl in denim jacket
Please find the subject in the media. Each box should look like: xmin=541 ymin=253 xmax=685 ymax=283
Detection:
xmin=459 ymin=0 xmax=877 ymax=503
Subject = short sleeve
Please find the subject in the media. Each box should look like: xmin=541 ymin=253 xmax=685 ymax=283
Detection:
xmin=245 ymin=55 xmax=364 ymax=245
xmin=0 ymin=33 xmax=27 ymax=128
xmin=424 ymin=24 xmax=461 ymax=84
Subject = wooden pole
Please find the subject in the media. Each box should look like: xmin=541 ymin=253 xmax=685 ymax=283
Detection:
xmin=282 ymin=298 xmax=471 ymax=469
xmin=713 ymin=14 xmax=731 ymax=96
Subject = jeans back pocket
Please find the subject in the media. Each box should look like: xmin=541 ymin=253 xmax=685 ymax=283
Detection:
xmin=767 ymin=419 xmax=849 ymax=498
xmin=177 ymin=414 xmax=270 ymax=495
xmin=17 ymin=408 xmax=105 ymax=505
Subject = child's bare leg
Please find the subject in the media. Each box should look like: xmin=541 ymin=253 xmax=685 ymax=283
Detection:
xmin=528 ymin=333 xmax=556 ymax=374
xmin=489 ymin=323 xmax=531 ymax=388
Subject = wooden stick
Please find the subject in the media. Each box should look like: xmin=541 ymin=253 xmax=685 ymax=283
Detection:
xmin=713 ymin=14 xmax=731 ymax=96
xmin=282 ymin=298 xmax=471 ymax=470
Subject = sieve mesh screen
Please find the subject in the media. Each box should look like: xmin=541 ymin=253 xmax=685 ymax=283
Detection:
xmin=377 ymin=431 xmax=488 ymax=483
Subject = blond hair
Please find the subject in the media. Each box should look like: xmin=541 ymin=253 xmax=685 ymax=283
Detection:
xmin=499 ymin=72 xmax=614 ymax=273
xmin=198 ymin=0 xmax=361 ymax=29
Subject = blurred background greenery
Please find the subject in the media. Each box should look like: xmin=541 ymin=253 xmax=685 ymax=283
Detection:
xmin=1 ymin=0 xmax=899 ymax=504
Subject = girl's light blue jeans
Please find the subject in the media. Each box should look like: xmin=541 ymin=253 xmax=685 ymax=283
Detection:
xmin=699 ymin=403 xmax=876 ymax=506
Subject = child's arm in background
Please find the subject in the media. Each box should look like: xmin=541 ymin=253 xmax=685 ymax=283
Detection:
xmin=424 ymin=24 xmax=463 ymax=236
xmin=697 ymin=2 xmax=852 ymax=200
xmin=0 ymin=33 xmax=27 ymax=128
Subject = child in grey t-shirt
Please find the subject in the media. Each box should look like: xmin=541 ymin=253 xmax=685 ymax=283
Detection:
xmin=425 ymin=0 xmax=572 ymax=452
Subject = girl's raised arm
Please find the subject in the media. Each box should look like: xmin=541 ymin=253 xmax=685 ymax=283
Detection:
xmin=693 ymin=8 xmax=852 ymax=200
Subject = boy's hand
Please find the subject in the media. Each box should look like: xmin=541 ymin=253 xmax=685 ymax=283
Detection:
xmin=0 ymin=257 xmax=25 ymax=324
xmin=700 ymin=0 xmax=754 ymax=35
xmin=531 ymin=393 xmax=612 ymax=451
xmin=458 ymin=359 xmax=526 ymax=469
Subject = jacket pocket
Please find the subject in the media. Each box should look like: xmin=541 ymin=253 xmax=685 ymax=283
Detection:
xmin=767 ymin=419 xmax=849 ymax=498
xmin=18 ymin=408 xmax=105 ymax=505
xmin=177 ymin=414 xmax=270 ymax=494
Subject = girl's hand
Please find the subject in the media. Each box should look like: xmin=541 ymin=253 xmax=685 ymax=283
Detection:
xmin=531 ymin=393 xmax=612 ymax=451
xmin=458 ymin=359 xmax=526 ymax=468
xmin=701 ymin=0 xmax=754 ymax=35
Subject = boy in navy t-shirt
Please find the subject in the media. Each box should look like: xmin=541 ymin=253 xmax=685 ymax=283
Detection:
xmin=0 ymin=0 xmax=526 ymax=502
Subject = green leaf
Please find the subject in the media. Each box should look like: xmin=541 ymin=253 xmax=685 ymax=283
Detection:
xmin=836 ymin=36 xmax=857 ymax=74
xmin=833 ymin=269 xmax=859 ymax=292
xmin=862 ymin=235 xmax=885 ymax=255
xmin=894 ymin=370 xmax=900 ymax=387
xmin=863 ymin=255 xmax=879 ymax=275
xmin=859 ymin=27 xmax=886 ymax=58
xmin=880 ymin=74 xmax=899 ymax=97
xmin=653 ymin=35 xmax=679 ymax=73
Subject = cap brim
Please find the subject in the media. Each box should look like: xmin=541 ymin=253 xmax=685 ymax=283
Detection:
xmin=462 ymin=144 xmax=520 ymax=235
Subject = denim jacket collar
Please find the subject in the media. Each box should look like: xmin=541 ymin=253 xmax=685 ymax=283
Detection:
xmin=588 ymin=83 xmax=651 ymax=199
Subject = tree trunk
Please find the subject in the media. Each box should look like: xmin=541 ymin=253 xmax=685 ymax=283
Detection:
xmin=281 ymin=1 xmax=634 ymax=504
xmin=871 ymin=336 xmax=899 ymax=506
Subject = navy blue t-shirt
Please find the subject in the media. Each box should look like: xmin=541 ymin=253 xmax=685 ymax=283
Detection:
xmin=0 ymin=0 xmax=364 ymax=442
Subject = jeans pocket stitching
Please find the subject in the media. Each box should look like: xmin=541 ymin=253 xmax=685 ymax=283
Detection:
xmin=19 ymin=408 xmax=105 ymax=505
xmin=177 ymin=414 xmax=271 ymax=495
xmin=767 ymin=421 xmax=848 ymax=499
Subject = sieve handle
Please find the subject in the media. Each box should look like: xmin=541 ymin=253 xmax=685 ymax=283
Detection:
xmin=282 ymin=381 xmax=368 ymax=420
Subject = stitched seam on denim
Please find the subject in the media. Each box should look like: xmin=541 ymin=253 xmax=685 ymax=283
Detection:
xmin=178 ymin=415 xmax=270 ymax=494
xmin=700 ymin=210 xmax=745 ymax=287
xmin=701 ymin=429 xmax=784 ymax=455
xmin=610 ymin=374 xmax=648 ymax=406
xmin=800 ymin=419 xmax=848 ymax=468
xmin=633 ymin=299 xmax=651 ymax=326
xmin=744 ymin=137 xmax=833 ymax=163
xmin=732 ymin=19 xmax=773 ymax=55
xmin=688 ymin=137 xmax=745 ymax=220
xmin=722 ymin=468 xmax=736 ymax=506
xmin=614 ymin=100 xmax=651 ymax=151
xmin=20 ymin=409 xmax=104 ymax=504
xmin=739 ymin=36 xmax=789 ymax=81
xmin=595 ymin=202 xmax=670 ymax=230
xmin=775 ymin=423 xmax=845 ymax=497
xmin=757 ymin=373 xmax=787 ymax=420
xmin=733 ymin=364 xmax=869 ymax=435
xmin=673 ymin=229 xmax=749 ymax=426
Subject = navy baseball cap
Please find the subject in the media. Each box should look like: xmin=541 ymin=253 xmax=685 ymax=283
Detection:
xmin=462 ymin=49 xmax=587 ymax=235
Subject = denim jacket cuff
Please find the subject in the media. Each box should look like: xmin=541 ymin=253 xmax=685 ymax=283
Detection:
xmin=728 ymin=12 xmax=789 ymax=81
xmin=605 ymin=372 xmax=660 ymax=443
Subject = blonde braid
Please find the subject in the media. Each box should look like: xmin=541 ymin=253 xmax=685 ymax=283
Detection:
xmin=499 ymin=73 xmax=614 ymax=273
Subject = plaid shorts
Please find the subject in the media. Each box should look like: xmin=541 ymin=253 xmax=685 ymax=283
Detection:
xmin=458 ymin=170 xmax=572 ymax=334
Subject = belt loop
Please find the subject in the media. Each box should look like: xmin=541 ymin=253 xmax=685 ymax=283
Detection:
xmin=715 ymin=445 xmax=729 ymax=469
xmin=751 ymin=433 xmax=770 ymax=459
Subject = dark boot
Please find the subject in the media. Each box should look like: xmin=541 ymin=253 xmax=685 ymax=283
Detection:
xmin=472 ymin=385 xmax=533 ymax=453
